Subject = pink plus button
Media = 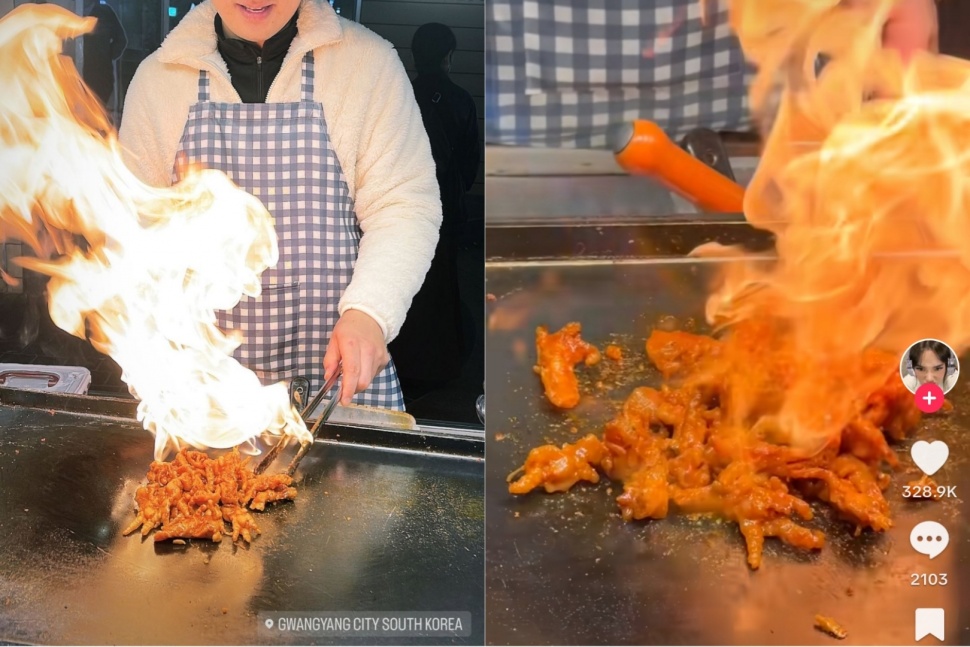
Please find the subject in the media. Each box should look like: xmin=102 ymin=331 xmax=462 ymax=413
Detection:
xmin=915 ymin=383 xmax=945 ymax=414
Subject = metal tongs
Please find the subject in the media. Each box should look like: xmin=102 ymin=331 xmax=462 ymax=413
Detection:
xmin=253 ymin=366 xmax=342 ymax=477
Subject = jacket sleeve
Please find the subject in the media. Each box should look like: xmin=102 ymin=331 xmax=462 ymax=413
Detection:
xmin=117 ymin=59 xmax=174 ymax=189
xmin=338 ymin=47 xmax=443 ymax=343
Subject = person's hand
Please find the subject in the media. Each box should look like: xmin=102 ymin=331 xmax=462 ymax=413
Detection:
xmin=323 ymin=309 xmax=389 ymax=406
xmin=882 ymin=0 xmax=938 ymax=62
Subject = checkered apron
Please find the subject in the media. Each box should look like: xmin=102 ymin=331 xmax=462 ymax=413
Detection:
xmin=173 ymin=52 xmax=404 ymax=409
xmin=486 ymin=0 xmax=753 ymax=148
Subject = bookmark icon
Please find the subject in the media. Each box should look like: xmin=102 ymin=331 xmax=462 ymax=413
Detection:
xmin=915 ymin=608 xmax=944 ymax=641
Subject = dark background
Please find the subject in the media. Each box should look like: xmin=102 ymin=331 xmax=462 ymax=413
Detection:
xmin=0 ymin=0 xmax=484 ymax=428
xmin=939 ymin=1 xmax=970 ymax=60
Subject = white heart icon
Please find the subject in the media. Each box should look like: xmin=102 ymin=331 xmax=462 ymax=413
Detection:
xmin=911 ymin=440 xmax=949 ymax=476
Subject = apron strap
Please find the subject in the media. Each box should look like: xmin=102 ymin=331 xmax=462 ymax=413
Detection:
xmin=196 ymin=54 xmax=311 ymax=103
xmin=300 ymin=51 xmax=315 ymax=102
xmin=198 ymin=69 xmax=211 ymax=102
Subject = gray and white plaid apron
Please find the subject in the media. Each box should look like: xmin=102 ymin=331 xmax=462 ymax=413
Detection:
xmin=173 ymin=52 xmax=404 ymax=410
xmin=486 ymin=0 xmax=753 ymax=148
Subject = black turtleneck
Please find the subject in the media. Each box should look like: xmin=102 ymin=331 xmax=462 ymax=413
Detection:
xmin=215 ymin=11 xmax=299 ymax=103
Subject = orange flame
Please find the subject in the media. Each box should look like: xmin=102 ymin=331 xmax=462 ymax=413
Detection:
xmin=0 ymin=4 xmax=311 ymax=460
xmin=695 ymin=0 xmax=964 ymax=451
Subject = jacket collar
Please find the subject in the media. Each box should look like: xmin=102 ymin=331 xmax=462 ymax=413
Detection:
xmin=215 ymin=10 xmax=298 ymax=63
xmin=157 ymin=0 xmax=342 ymax=70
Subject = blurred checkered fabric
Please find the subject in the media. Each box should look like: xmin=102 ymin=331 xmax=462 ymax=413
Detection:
xmin=486 ymin=0 xmax=754 ymax=148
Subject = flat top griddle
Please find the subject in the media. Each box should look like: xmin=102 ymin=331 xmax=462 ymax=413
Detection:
xmin=0 ymin=390 xmax=484 ymax=646
xmin=484 ymin=223 xmax=970 ymax=646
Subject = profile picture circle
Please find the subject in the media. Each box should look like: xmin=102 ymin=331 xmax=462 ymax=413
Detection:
xmin=900 ymin=339 xmax=959 ymax=395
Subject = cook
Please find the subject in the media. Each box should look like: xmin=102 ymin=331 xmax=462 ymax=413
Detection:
xmin=485 ymin=0 xmax=938 ymax=148
xmin=119 ymin=0 xmax=441 ymax=408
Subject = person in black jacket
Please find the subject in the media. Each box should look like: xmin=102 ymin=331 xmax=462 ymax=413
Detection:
xmin=389 ymin=22 xmax=480 ymax=402
xmin=82 ymin=0 xmax=128 ymax=109
xmin=409 ymin=22 xmax=479 ymax=239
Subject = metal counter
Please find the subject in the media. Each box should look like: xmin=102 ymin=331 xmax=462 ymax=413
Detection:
xmin=0 ymin=389 xmax=484 ymax=646
xmin=484 ymin=220 xmax=970 ymax=646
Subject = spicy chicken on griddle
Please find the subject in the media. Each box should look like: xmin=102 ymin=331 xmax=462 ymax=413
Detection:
xmin=511 ymin=319 xmax=921 ymax=570
xmin=124 ymin=449 xmax=296 ymax=544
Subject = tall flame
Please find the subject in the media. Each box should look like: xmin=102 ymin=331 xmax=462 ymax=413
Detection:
xmin=0 ymin=4 xmax=311 ymax=460
xmin=698 ymin=0 xmax=966 ymax=450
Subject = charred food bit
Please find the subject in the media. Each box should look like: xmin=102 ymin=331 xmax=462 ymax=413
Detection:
xmin=123 ymin=448 xmax=296 ymax=544
xmin=814 ymin=614 xmax=847 ymax=640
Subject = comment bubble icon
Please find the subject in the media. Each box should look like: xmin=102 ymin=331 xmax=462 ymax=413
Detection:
xmin=910 ymin=521 xmax=949 ymax=559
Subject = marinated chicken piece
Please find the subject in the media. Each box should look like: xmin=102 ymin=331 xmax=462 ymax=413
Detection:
xmin=789 ymin=455 xmax=892 ymax=532
xmin=645 ymin=329 xmax=722 ymax=378
xmin=601 ymin=387 xmax=681 ymax=480
xmin=814 ymin=614 xmax=848 ymax=640
xmin=509 ymin=434 xmax=608 ymax=494
xmin=123 ymin=448 xmax=297 ymax=544
xmin=605 ymin=345 xmax=623 ymax=361
xmin=857 ymin=372 xmax=921 ymax=443
xmin=665 ymin=458 xmax=826 ymax=569
xmin=153 ymin=516 xmax=226 ymax=543
xmin=617 ymin=465 xmax=669 ymax=521
xmin=225 ymin=507 xmax=261 ymax=543
xmin=679 ymin=461 xmax=815 ymax=521
xmin=671 ymin=461 xmax=825 ymax=570
xmin=667 ymin=447 xmax=712 ymax=489
xmin=841 ymin=418 xmax=896 ymax=467
xmin=721 ymin=434 xmax=837 ymax=476
xmin=535 ymin=323 xmax=602 ymax=409
xmin=667 ymin=403 xmax=713 ymax=488
xmin=740 ymin=518 xmax=826 ymax=570
xmin=249 ymin=474 xmax=299 ymax=511
xmin=599 ymin=391 xmax=676 ymax=519
xmin=647 ymin=324 xmax=797 ymax=428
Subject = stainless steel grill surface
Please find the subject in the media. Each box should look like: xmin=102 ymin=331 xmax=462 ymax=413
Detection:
xmin=0 ymin=389 xmax=484 ymax=646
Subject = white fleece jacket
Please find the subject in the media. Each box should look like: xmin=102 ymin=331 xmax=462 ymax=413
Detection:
xmin=118 ymin=0 xmax=441 ymax=343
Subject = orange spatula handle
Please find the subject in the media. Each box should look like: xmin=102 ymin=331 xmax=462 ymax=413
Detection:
xmin=613 ymin=119 xmax=745 ymax=213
